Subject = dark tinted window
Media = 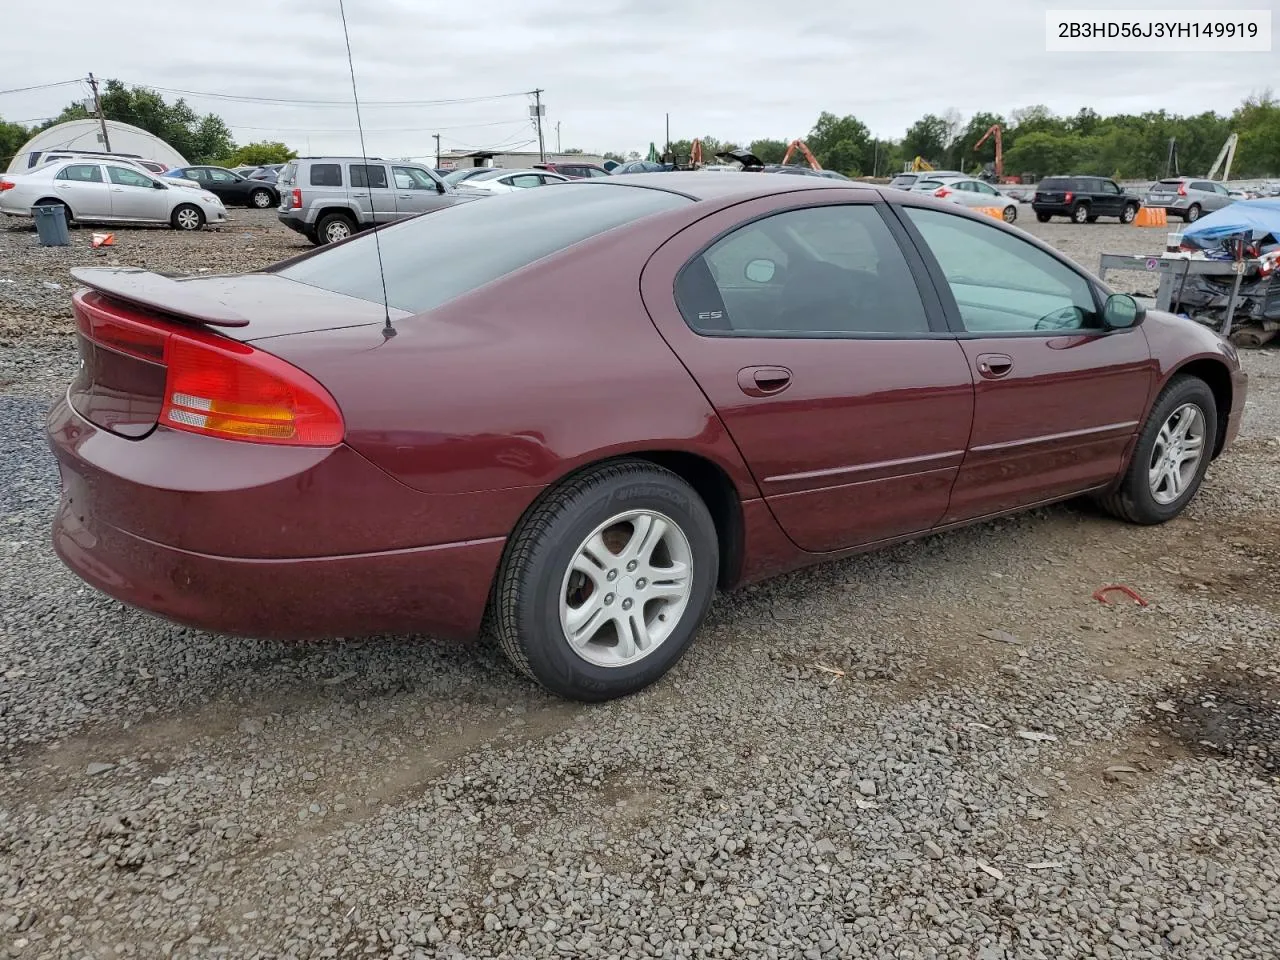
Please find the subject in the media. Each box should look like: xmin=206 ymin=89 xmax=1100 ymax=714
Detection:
xmin=674 ymin=204 xmax=930 ymax=337
xmin=350 ymin=164 xmax=388 ymax=189
xmin=905 ymin=207 xmax=1098 ymax=333
xmin=278 ymin=183 xmax=690 ymax=314
xmin=1038 ymin=177 xmax=1073 ymax=190
xmin=309 ymin=163 xmax=342 ymax=187
xmin=57 ymin=164 xmax=103 ymax=183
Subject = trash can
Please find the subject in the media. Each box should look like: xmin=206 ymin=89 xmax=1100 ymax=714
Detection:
xmin=33 ymin=205 xmax=70 ymax=247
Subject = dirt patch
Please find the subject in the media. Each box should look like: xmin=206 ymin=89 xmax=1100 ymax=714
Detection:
xmin=1150 ymin=665 xmax=1280 ymax=775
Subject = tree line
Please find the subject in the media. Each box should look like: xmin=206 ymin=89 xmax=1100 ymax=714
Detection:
xmin=628 ymin=93 xmax=1279 ymax=181
xmin=4 ymin=81 xmax=1278 ymax=181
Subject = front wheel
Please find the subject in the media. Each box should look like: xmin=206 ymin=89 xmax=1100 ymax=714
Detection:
xmin=491 ymin=460 xmax=719 ymax=701
xmin=1121 ymin=203 xmax=1138 ymax=223
xmin=1035 ymin=212 xmax=1051 ymax=223
xmin=171 ymin=203 xmax=204 ymax=231
xmin=1097 ymin=376 xmax=1217 ymax=525
xmin=1002 ymin=205 xmax=1017 ymax=223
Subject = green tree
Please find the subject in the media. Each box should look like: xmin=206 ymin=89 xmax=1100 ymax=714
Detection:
xmin=220 ymin=141 xmax=297 ymax=167
xmin=0 ymin=117 xmax=32 ymax=165
xmin=902 ymin=114 xmax=948 ymax=165
xmin=749 ymin=138 xmax=788 ymax=164
xmin=807 ymin=112 xmax=872 ymax=175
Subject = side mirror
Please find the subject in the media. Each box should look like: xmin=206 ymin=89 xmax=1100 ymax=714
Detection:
xmin=436 ymin=180 xmax=445 ymax=194
xmin=1103 ymin=293 xmax=1145 ymax=330
xmin=153 ymin=180 xmax=167 ymax=189
xmin=744 ymin=258 xmax=776 ymax=283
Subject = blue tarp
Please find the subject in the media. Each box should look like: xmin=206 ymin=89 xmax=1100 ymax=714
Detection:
xmin=1182 ymin=198 xmax=1280 ymax=245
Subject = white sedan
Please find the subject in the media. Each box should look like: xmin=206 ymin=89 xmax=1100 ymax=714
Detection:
xmin=0 ymin=159 xmax=227 ymax=230
xmin=913 ymin=175 xmax=1020 ymax=223
xmin=452 ymin=168 xmax=571 ymax=196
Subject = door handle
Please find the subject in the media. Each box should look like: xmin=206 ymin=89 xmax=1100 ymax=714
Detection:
xmin=110 ymin=187 xmax=124 ymax=192
xmin=397 ymin=193 xmax=412 ymax=199
xmin=975 ymin=353 xmax=1013 ymax=379
xmin=737 ymin=366 xmax=792 ymax=397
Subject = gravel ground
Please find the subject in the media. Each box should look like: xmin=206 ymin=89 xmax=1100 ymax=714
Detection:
xmin=1 ymin=210 xmax=1278 ymax=959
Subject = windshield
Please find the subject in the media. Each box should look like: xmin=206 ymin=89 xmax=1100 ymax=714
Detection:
xmin=277 ymin=183 xmax=691 ymax=314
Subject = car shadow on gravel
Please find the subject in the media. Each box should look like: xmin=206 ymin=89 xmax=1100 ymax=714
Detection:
xmin=1149 ymin=665 xmax=1280 ymax=775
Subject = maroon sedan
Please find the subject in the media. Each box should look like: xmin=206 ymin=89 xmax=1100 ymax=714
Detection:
xmin=49 ymin=174 xmax=1246 ymax=701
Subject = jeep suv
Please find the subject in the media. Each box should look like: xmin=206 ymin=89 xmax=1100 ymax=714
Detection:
xmin=276 ymin=157 xmax=468 ymax=245
xmin=1032 ymin=175 xmax=1141 ymax=224
xmin=1143 ymin=177 xmax=1235 ymax=222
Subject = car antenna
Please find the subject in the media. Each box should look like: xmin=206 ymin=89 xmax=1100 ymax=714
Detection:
xmin=338 ymin=0 xmax=395 ymax=340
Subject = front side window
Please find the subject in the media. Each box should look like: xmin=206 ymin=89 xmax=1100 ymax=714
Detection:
xmin=904 ymin=206 xmax=1098 ymax=333
xmin=674 ymin=204 xmax=932 ymax=337
xmin=392 ymin=166 xmax=436 ymax=190
xmin=57 ymin=164 xmax=104 ymax=183
xmin=106 ymin=166 xmax=155 ymax=188
xmin=350 ymin=164 xmax=388 ymax=189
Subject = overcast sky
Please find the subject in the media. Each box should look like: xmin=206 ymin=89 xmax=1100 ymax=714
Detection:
xmin=1 ymin=0 xmax=1273 ymax=161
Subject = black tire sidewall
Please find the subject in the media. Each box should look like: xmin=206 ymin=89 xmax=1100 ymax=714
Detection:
xmin=250 ymin=189 xmax=272 ymax=208
xmin=1122 ymin=204 xmax=1137 ymax=223
xmin=511 ymin=470 xmax=718 ymax=701
xmin=1036 ymin=212 xmax=1051 ymax=223
xmin=1003 ymin=206 xmax=1016 ymax=223
xmin=1073 ymin=203 xmax=1089 ymax=223
xmin=1186 ymin=205 xmax=1201 ymax=222
xmin=1124 ymin=378 xmax=1218 ymax=522
xmin=317 ymin=213 xmax=353 ymax=243
xmin=172 ymin=204 xmax=203 ymax=230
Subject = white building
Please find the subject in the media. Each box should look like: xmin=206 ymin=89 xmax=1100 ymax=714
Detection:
xmin=434 ymin=149 xmax=606 ymax=170
xmin=6 ymin=119 xmax=189 ymax=174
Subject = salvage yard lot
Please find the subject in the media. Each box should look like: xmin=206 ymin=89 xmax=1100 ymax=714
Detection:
xmin=1 ymin=210 xmax=1278 ymax=959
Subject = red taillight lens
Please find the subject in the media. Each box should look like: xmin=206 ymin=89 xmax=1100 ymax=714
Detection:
xmin=934 ymin=187 xmax=950 ymax=197
xmin=0 ymin=179 xmax=15 ymax=191
xmin=1064 ymin=191 xmax=1073 ymax=203
xmin=1177 ymin=183 xmax=1187 ymax=196
xmin=290 ymin=188 xmax=302 ymax=209
xmin=75 ymin=294 xmax=343 ymax=446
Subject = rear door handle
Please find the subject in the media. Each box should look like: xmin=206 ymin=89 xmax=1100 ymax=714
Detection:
xmin=975 ymin=353 xmax=1013 ymax=379
xmin=737 ymin=365 xmax=792 ymax=397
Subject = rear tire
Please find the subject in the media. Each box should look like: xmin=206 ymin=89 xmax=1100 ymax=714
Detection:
xmin=1072 ymin=203 xmax=1090 ymax=224
xmin=491 ymin=460 xmax=719 ymax=702
xmin=1096 ymin=376 xmax=1217 ymax=525
xmin=1184 ymin=203 xmax=1202 ymax=223
xmin=316 ymin=211 xmax=356 ymax=244
xmin=33 ymin=198 xmax=73 ymax=228
xmin=171 ymin=203 xmax=204 ymax=231
xmin=249 ymin=188 xmax=273 ymax=209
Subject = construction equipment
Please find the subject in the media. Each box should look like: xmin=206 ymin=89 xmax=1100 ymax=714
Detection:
xmin=689 ymin=138 xmax=704 ymax=169
xmin=1205 ymin=133 xmax=1238 ymax=182
xmin=905 ymin=156 xmax=935 ymax=173
xmin=1165 ymin=137 xmax=1180 ymax=178
xmin=974 ymin=124 xmax=1003 ymax=180
xmin=780 ymin=139 xmax=821 ymax=171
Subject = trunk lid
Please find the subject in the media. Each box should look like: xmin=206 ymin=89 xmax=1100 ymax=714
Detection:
xmin=68 ymin=267 xmax=403 ymax=439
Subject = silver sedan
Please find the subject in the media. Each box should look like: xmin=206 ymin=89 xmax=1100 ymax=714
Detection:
xmin=451 ymin=168 xmax=570 ymax=196
xmin=0 ymin=159 xmax=227 ymax=230
xmin=913 ymin=176 xmax=1020 ymax=223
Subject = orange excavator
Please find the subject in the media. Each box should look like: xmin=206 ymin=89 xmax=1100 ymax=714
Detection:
xmin=780 ymin=139 xmax=820 ymax=171
xmin=974 ymin=124 xmax=1003 ymax=181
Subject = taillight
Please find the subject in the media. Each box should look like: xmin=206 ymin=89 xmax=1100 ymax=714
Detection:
xmin=1177 ymin=183 xmax=1187 ymax=196
xmin=0 ymin=179 xmax=14 ymax=191
xmin=934 ymin=187 xmax=950 ymax=197
xmin=75 ymin=293 xmax=343 ymax=446
xmin=290 ymin=188 xmax=302 ymax=209
xmin=1064 ymin=191 xmax=1073 ymax=203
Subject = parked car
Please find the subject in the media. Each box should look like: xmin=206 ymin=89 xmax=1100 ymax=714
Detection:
xmin=1143 ymin=177 xmax=1235 ymax=222
xmin=534 ymin=161 xmax=611 ymax=179
xmin=610 ymin=160 xmax=672 ymax=174
xmin=1032 ymin=176 xmax=1141 ymax=224
xmin=926 ymin=177 xmax=1020 ymax=222
xmin=166 ymin=165 xmax=280 ymax=209
xmin=232 ymin=166 xmax=258 ymax=177
xmin=0 ymin=159 xmax=226 ymax=229
xmin=441 ymin=167 xmax=495 ymax=186
xmin=48 ymin=174 xmax=1245 ymax=702
xmin=887 ymin=170 xmax=964 ymax=191
xmin=19 ymin=149 xmax=170 ymax=175
xmin=452 ymin=168 xmax=570 ymax=195
xmin=276 ymin=157 xmax=468 ymax=244
xmin=762 ymin=165 xmax=851 ymax=181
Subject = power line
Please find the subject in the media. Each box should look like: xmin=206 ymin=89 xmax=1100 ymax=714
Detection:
xmin=0 ymin=79 xmax=83 ymax=97
xmin=115 ymin=81 xmax=537 ymax=109
xmin=225 ymin=118 xmax=530 ymax=134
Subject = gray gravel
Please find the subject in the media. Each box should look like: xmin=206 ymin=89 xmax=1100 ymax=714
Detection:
xmin=1 ymin=210 xmax=1278 ymax=959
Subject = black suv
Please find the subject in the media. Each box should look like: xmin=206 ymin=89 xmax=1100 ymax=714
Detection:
xmin=1032 ymin=176 xmax=1141 ymax=224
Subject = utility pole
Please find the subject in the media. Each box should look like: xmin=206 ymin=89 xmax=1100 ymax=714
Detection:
xmin=433 ymin=133 xmax=441 ymax=168
xmin=665 ymin=113 xmax=670 ymax=158
xmin=87 ymin=73 xmax=111 ymax=153
xmin=533 ymin=88 xmax=545 ymax=162
xmin=556 ymin=121 xmax=561 ymax=154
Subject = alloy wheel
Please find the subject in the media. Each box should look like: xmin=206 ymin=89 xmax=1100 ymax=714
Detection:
xmin=1148 ymin=403 xmax=1206 ymax=505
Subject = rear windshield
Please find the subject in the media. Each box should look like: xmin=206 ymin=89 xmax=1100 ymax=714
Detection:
xmin=277 ymin=183 xmax=691 ymax=314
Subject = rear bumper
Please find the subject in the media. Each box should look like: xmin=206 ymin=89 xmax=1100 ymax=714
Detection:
xmin=277 ymin=212 xmax=311 ymax=236
xmin=47 ymin=396 xmax=507 ymax=642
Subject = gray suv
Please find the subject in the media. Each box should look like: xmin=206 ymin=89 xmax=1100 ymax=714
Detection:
xmin=276 ymin=157 xmax=467 ymax=244
xmin=1143 ymin=177 xmax=1235 ymax=222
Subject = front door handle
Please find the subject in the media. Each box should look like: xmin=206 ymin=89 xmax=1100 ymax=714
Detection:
xmin=737 ymin=365 xmax=792 ymax=397
xmin=976 ymin=353 xmax=1013 ymax=379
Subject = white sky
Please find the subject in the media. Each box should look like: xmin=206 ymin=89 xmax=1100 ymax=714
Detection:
xmin=1 ymin=0 xmax=1274 ymax=161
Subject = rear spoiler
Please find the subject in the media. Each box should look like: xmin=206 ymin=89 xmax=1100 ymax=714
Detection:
xmin=70 ymin=267 xmax=250 ymax=328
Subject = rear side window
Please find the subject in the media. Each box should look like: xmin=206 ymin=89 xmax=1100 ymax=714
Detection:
xmin=350 ymin=164 xmax=388 ymax=189
xmin=278 ymin=182 xmax=691 ymax=314
xmin=309 ymin=163 xmax=342 ymax=187
xmin=57 ymin=164 xmax=104 ymax=183
xmin=1038 ymin=178 xmax=1072 ymax=190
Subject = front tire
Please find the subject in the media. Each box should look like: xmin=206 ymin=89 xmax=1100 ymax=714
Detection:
xmin=1097 ymin=376 xmax=1217 ymax=525
xmin=1072 ymin=203 xmax=1090 ymax=224
xmin=171 ymin=203 xmax=204 ymax=231
xmin=1035 ymin=212 xmax=1051 ymax=223
xmin=1002 ymin=205 xmax=1017 ymax=223
xmin=1122 ymin=203 xmax=1138 ymax=223
xmin=491 ymin=460 xmax=719 ymax=702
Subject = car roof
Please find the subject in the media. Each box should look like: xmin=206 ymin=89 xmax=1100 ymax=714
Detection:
xmin=590 ymin=171 xmax=877 ymax=202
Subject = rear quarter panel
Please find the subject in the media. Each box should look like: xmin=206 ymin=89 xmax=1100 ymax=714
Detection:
xmin=262 ymin=202 xmax=763 ymax=533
